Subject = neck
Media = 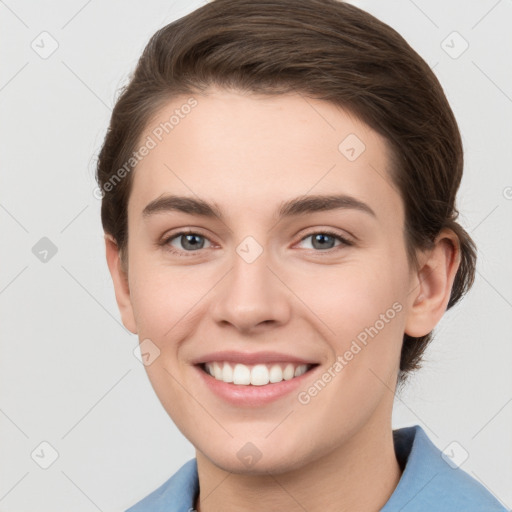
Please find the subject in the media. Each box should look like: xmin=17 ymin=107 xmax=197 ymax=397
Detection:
xmin=195 ymin=418 xmax=402 ymax=512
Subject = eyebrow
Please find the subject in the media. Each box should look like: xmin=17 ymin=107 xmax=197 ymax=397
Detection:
xmin=142 ymin=193 xmax=376 ymax=220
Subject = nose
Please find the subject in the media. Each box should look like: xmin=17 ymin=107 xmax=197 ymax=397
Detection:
xmin=210 ymin=243 xmax=291 ymax=334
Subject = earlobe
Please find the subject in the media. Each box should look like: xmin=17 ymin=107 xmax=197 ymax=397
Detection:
xmin=405 ymin=229 xmax=461 ymax=338
xmin=104 ymin=234 xmax=138 ymax=334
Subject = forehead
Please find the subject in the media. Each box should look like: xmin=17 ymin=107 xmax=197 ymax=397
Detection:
xmin=128 ymin=88 xmax=402 ymax=226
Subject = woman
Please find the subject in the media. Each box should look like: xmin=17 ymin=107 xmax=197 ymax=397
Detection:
xmin=96 ymin=0 xmax=507 ymax=510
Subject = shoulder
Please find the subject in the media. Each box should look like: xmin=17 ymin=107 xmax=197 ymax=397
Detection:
xmin=381 ymin=425 xmax=509 ymax=512
xmin=125 ymin=458 xmax=198 ymax=512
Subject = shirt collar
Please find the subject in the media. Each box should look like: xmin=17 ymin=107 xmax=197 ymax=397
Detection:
xmin=126 ymin=425 xmax=506 ymax=512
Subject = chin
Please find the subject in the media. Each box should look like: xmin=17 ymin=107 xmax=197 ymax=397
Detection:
xmin=197 ymin=437 xmax=315 ymax=476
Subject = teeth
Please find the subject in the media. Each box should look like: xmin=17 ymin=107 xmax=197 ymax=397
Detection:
xmin=213 ymin=362 xmax=223 ymax=380
xmin=294 ymin=364 xmax=308 ymax=377
xmin=269 ymin=364 xmax=283 ymax=383
xmin=250 ymin=364 xmax=269 ymax=386
xmin=283 ymin=363 xmax=295 ymax=380
xmin=203 ymin=361 xmax=312 ymax=385
xmin=222 ymin=362 xmax=233 ymax=383
xmin=232 ymin=363 xmax=251 ymax=385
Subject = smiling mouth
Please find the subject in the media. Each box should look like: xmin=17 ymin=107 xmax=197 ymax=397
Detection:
xmin=199 ymin=361 xmax=319 ymax=386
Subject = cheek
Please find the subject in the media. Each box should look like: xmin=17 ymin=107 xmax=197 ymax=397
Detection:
xmin=294 ymin=255 xmax=408 ymax=369
xmin=301 ymin=257 xmax=406 ymax=323
xmin=128 ymin=264 xmax=208 ymax=418
xmin=128 ymin=262 xmax=208 ymax=346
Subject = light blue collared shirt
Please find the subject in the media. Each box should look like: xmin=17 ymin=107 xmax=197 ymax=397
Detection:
xmin=126 ymin=425 xmax=508 ymax=511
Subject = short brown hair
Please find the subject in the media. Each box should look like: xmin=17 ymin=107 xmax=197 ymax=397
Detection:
xmin=96 ymin=0 xmax=476 ymax=384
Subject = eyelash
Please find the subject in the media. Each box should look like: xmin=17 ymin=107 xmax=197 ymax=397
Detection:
xmin=159 ymin=229 xmax=353 ymax=258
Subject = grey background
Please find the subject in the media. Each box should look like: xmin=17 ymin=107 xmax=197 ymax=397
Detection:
xmin=1 ymin=0 xmax=511 ymax=510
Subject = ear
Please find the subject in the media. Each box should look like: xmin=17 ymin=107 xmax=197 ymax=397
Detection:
xmin=104 ymin=234 xmax=138 ymax=334
xmin=405 ymin=228 xmax=461 ymax=337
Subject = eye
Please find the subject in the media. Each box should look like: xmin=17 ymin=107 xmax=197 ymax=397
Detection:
xmin=162 ymin=230 xmax=213 ymax=256
xmin=160 ymin=229 xmax=353 ymax=257
xmin=296 ymin=230 xmax=352 ymax=251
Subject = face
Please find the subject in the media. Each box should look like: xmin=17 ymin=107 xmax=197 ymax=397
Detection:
xmin=111 ymin=87 xmax=422 ymax=474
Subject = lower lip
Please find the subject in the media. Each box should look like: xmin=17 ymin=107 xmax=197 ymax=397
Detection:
xmin=195 ymin=364 xmax=319 ymax=407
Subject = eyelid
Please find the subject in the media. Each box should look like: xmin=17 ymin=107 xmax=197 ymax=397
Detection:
xmin=294 ymin=229 xmax=353 ymax=250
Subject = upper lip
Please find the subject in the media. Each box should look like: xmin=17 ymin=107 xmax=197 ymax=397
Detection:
xmin=191 ymin=351 xmax=318 ymax=366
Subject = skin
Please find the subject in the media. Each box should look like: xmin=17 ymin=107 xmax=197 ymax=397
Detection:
xmin=105 ymin=86 xmax=460 ymax=511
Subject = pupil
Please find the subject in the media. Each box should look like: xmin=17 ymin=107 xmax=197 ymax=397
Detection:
xmin=184 ymin=234 xmax=203 ymax=250
xmin=314 ymin=234 xmax=333 ymax=249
